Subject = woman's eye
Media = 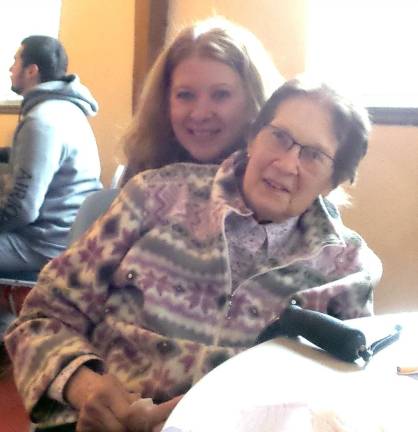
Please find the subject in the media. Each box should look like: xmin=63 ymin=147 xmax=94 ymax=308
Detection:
xmin=273 ymin=130 xmax=291 ymax=148
xmin=176 ymin=90 xmax=194 ymax=101
xmin=273 ymin=130 xmax=286 ymax=141
xmin=212 ymin=89 xmax=231 ymax=101
xmin=303 ymin=148 xmax=323 ymax=162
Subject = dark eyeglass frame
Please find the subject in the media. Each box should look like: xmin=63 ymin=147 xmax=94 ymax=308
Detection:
xmin=263 ymin=124 xmax=335 ymax=166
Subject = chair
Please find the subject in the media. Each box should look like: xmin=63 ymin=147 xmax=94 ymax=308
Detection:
xmin=0 ymin=188 xmax=119 ymax=316
xmin=0 ymin=272 xmax=38 ymax=316
xmin=110 ymin=164 xmax=126 ymax=189
xmin=67 ymin=188 xmax=119 ymax=244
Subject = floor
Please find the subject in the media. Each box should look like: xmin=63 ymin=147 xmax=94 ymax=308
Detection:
xmin=0 ymin=285 xmax=30 ymax=432
xmin=0 ymin=364 xmax=31 ymax=432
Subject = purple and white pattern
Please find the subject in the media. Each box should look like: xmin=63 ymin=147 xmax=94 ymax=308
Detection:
xmin=5 ymin=151 xmax=382 ymax=428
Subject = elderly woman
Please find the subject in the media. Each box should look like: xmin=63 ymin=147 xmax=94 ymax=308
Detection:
xmin=5 ymin=78 xmax=382 ymax=432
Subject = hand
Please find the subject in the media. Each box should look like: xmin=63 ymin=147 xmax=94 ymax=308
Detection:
xmin=65 ymin=367 xmax=137 ymax=432
xmin=65 ymin=366 xmax=181 ymax=432
xmin=124 ymin=396 xmax=182 ymax=432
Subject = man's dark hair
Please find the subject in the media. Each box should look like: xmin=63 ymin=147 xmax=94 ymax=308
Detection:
xmin=20 ymin=35 xmax=68 ymax=83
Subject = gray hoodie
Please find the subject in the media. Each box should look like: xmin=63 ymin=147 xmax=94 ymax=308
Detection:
xmin=0 ymin=74 xmax=102 ymax=259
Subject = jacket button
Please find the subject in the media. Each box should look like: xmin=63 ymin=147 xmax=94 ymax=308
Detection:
xmin=249 ymin=306 xmax=259 ymax=317
xmin=156 ymin=340 xmax=175 ymax=356
xmin=217 ymin=294 xmax=227 ymax=309
xmin=126 ymin=271 xmax=136 ymax=280
xmin=174 ymin=284 xmax=185 ymax=293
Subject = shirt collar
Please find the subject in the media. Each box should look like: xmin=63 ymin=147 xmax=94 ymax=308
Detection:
xmin=225 ymin=211 xmax=300 ymax=260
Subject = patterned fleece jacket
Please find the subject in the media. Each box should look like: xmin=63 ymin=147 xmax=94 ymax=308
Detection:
xmin=5 ymin=152 xmax=382 ymax=428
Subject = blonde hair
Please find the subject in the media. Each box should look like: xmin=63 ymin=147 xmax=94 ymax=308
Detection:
xmin=121 ymin=16 xmax=282 ymax=185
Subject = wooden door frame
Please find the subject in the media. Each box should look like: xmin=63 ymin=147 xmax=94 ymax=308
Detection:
xmin=133 ymin=0 xmax=169 ymax=112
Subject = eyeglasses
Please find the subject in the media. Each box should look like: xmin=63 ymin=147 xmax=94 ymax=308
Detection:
xmin=261 ymin=124 xmax=335 ymax=176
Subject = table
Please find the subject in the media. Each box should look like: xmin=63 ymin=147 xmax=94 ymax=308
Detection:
xmin=163 ymin=312 xmax=418 ymax=431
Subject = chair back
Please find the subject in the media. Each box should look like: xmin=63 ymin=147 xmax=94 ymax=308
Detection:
xmin=110 ymin=164 xmax=126 ymax=189
xmin=68 ymin=188 xmax=119 ymax=244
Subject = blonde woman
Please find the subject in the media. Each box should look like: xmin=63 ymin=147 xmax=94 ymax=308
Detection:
xmin=120 ymin=16 xmax=283 ymax=185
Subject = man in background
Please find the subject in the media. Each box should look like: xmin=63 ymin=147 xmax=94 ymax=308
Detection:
xmin=0 ymin=35 xmax=102 ymax=273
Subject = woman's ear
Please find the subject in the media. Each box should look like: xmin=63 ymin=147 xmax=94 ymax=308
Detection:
xmin=246 ymin=139 xmax=254 ymax=160
xmin=246 ymin=128 xmax=258 ymax=156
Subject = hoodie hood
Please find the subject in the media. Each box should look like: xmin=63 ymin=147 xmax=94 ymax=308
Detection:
xmin=21 ymin=74 xmax=98 ymax=116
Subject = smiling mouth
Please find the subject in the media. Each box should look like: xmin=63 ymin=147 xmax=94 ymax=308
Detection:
xmin=263 ymin=178 xmax=291 ymax=194
xmin=187 ymin=128 xmax=221 ymax=138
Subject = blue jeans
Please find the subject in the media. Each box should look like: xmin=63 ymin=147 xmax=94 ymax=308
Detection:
xmin=0 ymin=233 xmax=47 ymax=272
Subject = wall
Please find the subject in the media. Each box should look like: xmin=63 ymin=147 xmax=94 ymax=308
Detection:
xmin=343 ymin=127 xmax=418 ymax=313
xmin=0 ymin=0 xmax=135 ymax=186
xmin=168 ymin=0 xmax=418 ymax=314
xmin=168 ymin=0 xmax=307 ymax=80
xmin=0 ymin=115 xmax=17 ymax=149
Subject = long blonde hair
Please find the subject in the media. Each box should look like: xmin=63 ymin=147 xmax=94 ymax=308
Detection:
xmin=121 ymin=16 xmax=282 ymax=185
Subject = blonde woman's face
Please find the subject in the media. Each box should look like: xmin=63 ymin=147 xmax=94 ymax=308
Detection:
xmin=169 ymin=56 xmax=252 ymax=162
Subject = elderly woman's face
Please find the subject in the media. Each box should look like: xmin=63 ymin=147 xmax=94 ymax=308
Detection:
xmin=242 ymin=95 xmax=337 ymax=223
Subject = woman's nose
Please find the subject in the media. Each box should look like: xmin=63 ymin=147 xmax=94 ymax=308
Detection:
xmin=189 ymin=97 xmax=214 ymax=121
xmin=272 ymin=145 xmax=300 ymax=175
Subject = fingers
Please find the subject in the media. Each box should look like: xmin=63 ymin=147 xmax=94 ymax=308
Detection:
xmin=75 ymin=373 xmax=135 ymax=432
xmin=125 ymin=395 xmax=182 ymax=432
xmin=103 ymin=375 xmax=135 ymax=418
xmin=151 ymin=422 xmax=165 ymax=432
xmin=124 ymin=398 xmax=154 ymax=432
xmin=74 ymin=372 xmax=182 ymax=432
xmin=127 ymin=392 xmax=142 ymax=405
xmin=76 ymin=404 xmax=126 ymax=432
xmin=149 ymin=396 xmax=182 ymax=426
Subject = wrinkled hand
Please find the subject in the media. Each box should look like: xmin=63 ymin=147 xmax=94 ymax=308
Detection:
xmin=65 ymin=366 xmax=181 ymax=432
xmin=124 ymin=396 xmax=182 ymax=432
xmin=74 ymin=372 xmax=137 ymax=432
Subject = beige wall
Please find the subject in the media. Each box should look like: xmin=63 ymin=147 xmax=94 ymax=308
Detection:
xmin=169 ymin=0 xmax=418 ymax=314
xmin=60 ymin=0 xmax=135 ymax=186
xmin=0 ymin=0 xmax=135 ymax=186
xmin=168 ymin=0 xmax=307 ymax=80
xmin=343 ymin=127 xmax=418 ymax=313
xmin=0 ymin=115 xmax=17 ymax=148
